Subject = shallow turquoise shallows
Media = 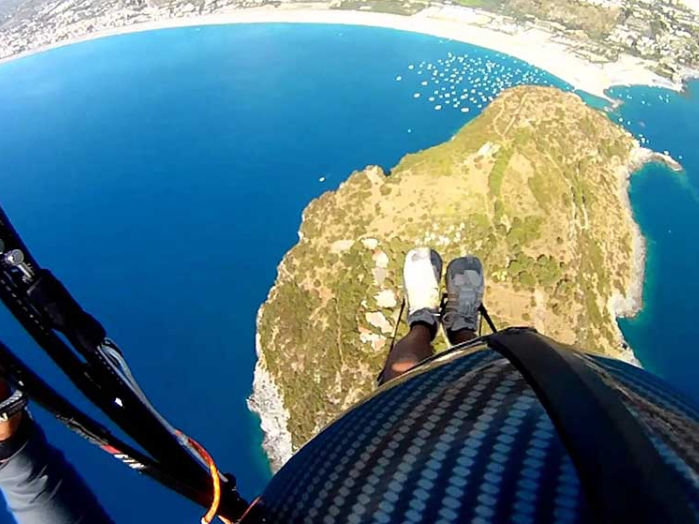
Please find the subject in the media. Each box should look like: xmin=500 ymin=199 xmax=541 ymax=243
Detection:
xmin=611 ymin=81 xmax=699 ymax=403
xmin=0 ymin=23 xmax=695 ymax=523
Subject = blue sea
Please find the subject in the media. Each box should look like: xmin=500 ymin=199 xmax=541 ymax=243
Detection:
xmin=611 ymin=80 xmax=699 ymax=402
xmin=0 ymin=23 xmax=696 ymax=523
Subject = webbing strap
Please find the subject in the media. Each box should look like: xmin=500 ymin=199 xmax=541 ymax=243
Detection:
xmin=488 ymin=328 xmax=693 ymax=523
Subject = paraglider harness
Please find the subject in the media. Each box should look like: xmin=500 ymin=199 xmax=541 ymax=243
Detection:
xmin=0 ymin=203 xmax=695 ymax=524
xmin=0 ymin=205 xmax=247 ymax=522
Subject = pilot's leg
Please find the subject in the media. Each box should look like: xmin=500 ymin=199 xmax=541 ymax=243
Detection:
xmin=379 ymin=248 xmax=442 ymax=384
xmin=380 ymin=323 xmax=434 ymax=383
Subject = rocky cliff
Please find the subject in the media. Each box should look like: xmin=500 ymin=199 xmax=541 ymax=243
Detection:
xmin=250 ymin=86 xmax=678 ymax=469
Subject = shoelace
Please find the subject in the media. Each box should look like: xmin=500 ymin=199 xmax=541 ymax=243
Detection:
xmin=442 ymin=291 xmax=479 ymax=325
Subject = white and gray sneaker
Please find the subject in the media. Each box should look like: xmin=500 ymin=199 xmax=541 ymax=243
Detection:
xmin=442 ymin=255 xmax=484 ymax=339
xmin=403 ymin=247 xmax=443 ymax=337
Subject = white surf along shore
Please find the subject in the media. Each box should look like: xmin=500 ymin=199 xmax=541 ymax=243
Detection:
xmin=3 ymin=5 xmax=695 ymax=100
xmin=5 ymin=4 xmax=688 ymax=468
xmin=609 ymin=145 xmax=683 ymax=368
xmin=619 ymin=145 xmax=683 ymax=319
xmin=246 ymin=319 xmax=293 ymax=472
xmin=249 ymin=140 xmax=683 ymax=470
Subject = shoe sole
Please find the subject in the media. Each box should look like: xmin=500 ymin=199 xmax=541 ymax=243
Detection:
xmin=443 ymin=255 xmax=484 ymax=333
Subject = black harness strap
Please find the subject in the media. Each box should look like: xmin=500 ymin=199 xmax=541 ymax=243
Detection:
xmin=488 ymin=328 xmax=694 ymax=523
xmin=0 ymin=340 xmax=219 ymax=510
xmin=26 ymin=269 xmax=106 ymax=350
xmin=0 ymin=205 xmax=249 ymax=520
xmin=478 ymin=304 xmax=497 ymax=334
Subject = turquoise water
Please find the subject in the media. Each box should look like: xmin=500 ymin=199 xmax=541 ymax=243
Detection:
xmin=0 ymin=24 xmax=570 ymax=522
xmin=610 ymin=80 xmax=699 ymax=402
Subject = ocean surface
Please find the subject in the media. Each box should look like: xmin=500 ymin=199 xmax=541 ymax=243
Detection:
xmin=611 ymin=80 xmax=699 ymax=402
xmin=0 ymin=23 xmax=695 ymax=522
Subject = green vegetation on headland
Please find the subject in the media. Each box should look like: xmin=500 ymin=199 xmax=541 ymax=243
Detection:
xmin=258 ymin=86 xmax=648 ymax=450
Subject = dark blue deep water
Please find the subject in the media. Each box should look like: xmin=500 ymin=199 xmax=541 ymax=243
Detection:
xmin=611 ymin=80 xmax=699 ymax=402
xmin=0 ymin=22 xmax=696 ymax=522
xmin=0 ymin=24 xmax=567 ymax=522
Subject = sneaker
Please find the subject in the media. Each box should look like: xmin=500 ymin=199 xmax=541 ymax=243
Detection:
xmin=403 ymin=248 xmax=443 ymax=336
xmin=442 ymin=255 xmax=484 ymax=339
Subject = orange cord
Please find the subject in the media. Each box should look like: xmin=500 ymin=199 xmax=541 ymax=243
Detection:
xmin=236 ymin=496 xmax=262 ymax=523
xmin=175 ymin=430 xmax=222 ymax=524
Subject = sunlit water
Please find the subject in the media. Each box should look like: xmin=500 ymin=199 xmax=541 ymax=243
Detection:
xmin=611 ymin=80 xmax=699 ymax=402
xmin=0 ymin=23 xmax=695 ymax=523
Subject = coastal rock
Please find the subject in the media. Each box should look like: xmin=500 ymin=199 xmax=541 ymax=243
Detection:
xmin=251 ymin=86 xmax=667 ymax=464
xmin=365 ymin=311 xmax=393 ymax=334
xmin=375 ymin=289 xmax=398 ymax=308
xmin=373 ymin=250 xmax=389 ymax=269
xmin=630 ymin=147 xmax=684 ymax=173
xmin=361 ymin=238 xmax=379 ymax=250
xmin=330 ymin=239 xmax=354 ymax=253
xmin=247 ymin=329 xmax=293 ymax=472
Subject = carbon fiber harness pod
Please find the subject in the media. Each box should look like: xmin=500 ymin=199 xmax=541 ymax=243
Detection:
xmin=487 ymin=329 xmax=693 ymax=523
xmin=245 ymin=329 xmax=698 ymax=523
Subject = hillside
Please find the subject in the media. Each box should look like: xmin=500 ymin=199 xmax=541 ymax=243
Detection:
xmin=251 ymin=85 xmax=665 ymax=469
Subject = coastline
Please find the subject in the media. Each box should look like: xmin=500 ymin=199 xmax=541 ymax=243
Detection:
xmin=607 ymin=143 xmax=648 ymax=366
xmin=247 ymin=307 xmax=293 ymax=472
xmin=10 ymin=6 xmax=682 ymax=464
xmin=0 ymin=5 xmax=693 ymax=99
xmin=247 ymin=216 xmax=312 ymax=471
xmin=248 ymin=94 xmax=673 ymax=467
xmin=608 ymin=144 xmax=683 ymax=366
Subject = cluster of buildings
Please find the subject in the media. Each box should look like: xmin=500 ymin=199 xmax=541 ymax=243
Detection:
xmin=0 ymin=0 xmax=697 ymax=84
xmin=0 ymin=0 xmax=272 ymax=59
xmin=605 ymin=0 xmax=698 ymax=76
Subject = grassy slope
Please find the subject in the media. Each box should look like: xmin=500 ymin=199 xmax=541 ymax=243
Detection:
xmin=258 ymin=86 xmax=637 ymax=448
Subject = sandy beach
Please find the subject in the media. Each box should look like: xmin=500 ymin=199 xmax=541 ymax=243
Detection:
xmin=0 ymin=5 xmax=689 ymax=99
